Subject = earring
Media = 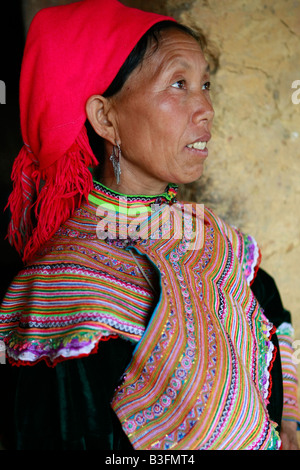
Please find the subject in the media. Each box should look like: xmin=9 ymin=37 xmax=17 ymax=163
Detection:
xmin=110 ymin=142 xmax=122 ymax=185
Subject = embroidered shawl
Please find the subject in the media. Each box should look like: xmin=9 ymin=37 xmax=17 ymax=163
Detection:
xmin=0 ymin=182 xmax=281 ymax=449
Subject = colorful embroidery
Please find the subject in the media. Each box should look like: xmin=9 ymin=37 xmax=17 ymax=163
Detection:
xmin=112 ymin=206 xmax=280 ymax=450
xmin=0 ymin=181 xmax=281 ymax=448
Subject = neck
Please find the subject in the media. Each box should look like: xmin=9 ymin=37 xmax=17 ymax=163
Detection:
xmin=100 ymin=176 xmax=169 ymax=197
xmin=95 ymin=156 xmax=171 ymax=196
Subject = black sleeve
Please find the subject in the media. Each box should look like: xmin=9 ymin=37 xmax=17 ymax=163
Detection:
xmin=1 ymin=337 xmax=135 ymax=450
xmin=251 ymin=267 xmax=291 ymax=327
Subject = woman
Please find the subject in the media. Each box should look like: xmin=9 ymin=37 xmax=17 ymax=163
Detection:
xmin=0 ymin=0 xmax=299 ymax=450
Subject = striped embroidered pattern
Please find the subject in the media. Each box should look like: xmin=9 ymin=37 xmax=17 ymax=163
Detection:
xmin=0 ymin=183 xmax=178 ymax=365
xmin=0 ymin=260 xmax=152 ymax=365
xmin=112 ymin=206 xmax=280 ymax=450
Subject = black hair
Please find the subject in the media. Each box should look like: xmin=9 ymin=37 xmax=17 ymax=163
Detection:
xmin=87 ymin=21 xmax=209 ymax=170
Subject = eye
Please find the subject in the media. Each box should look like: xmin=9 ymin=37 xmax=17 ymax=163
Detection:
xmin=171 ymin=79 xmax=186 ymax=89
xmin=202 ymin=81 xmax=211 ymax=91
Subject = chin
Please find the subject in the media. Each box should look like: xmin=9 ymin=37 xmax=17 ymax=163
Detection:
xmin=177 ymin=166 xmax=205 ymax=185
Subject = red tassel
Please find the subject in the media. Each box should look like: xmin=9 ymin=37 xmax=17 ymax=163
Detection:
xmin=6 ymin=145 xmax=39 ymax=256
xmin=6 ymin=125 xmax=98 ymax=264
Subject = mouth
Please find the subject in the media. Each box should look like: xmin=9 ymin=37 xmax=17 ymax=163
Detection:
xmin=186 ymin=141 xmax=207 ymax=150
xmin=185 ymin=134 xmax=211 ymax=154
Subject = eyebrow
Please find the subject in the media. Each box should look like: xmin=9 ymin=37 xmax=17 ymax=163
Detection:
xmin=165 ymin=58 xmax=210 ymax=74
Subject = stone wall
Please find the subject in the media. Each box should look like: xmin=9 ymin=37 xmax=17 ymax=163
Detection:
xmin=21 ymin=0 xmax=300 ymax=412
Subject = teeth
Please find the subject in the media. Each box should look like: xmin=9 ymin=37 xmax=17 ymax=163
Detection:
xmin=187 ymin=141 xmax=207 ymax=150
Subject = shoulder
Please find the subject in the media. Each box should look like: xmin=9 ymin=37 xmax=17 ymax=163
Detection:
xmin=203 ymin=206 xmax=261 ymax=285
xmin=0 ymin=242 xmax=148 ymax=365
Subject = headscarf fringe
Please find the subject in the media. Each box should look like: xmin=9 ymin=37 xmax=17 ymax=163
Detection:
xmin=6 ymin=126 xmax=98 ymax=264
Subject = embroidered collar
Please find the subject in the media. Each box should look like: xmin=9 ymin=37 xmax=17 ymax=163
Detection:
xmin=87 ymin=180 xmax=178 ymax=246
xmin=88 ymin=180 xmax=178 ymax=214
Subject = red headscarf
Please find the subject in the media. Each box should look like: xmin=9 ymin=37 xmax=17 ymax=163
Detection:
xmin=7 ymin=0 xmax=175 ymax=262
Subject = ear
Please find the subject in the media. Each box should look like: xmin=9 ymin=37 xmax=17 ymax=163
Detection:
xmin=85 ymin=94 xmax=119 ymax=146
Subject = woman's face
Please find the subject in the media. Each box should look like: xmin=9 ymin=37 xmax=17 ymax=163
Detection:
xmin=109 ymin=28 xmax=214 ymax=194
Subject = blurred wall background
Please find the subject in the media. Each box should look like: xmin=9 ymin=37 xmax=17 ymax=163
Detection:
xmin=1 ymin=0 xmax=300 ymax=405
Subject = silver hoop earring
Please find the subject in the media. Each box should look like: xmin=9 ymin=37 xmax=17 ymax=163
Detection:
xmin=110 ymin=142 xmax=122 ymax=185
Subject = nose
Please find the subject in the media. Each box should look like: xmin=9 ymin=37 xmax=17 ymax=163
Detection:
xmin=191 ymin=92 xmax=214 ymax=126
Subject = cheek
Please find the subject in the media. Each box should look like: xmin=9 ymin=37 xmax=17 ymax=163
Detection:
xmin=117 ymin=92 xmax=188 ymax=157
xmin=156 ymin=97 xmax=190 ymax=143
xmin=118 ymin=93 xmax=151 ymax=134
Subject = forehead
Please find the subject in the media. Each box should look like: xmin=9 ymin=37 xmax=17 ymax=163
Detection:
xmin=111 ymin=28 xmax=208 ymax=101
xmin=145 ymin=28 xmax=206 ymax=69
